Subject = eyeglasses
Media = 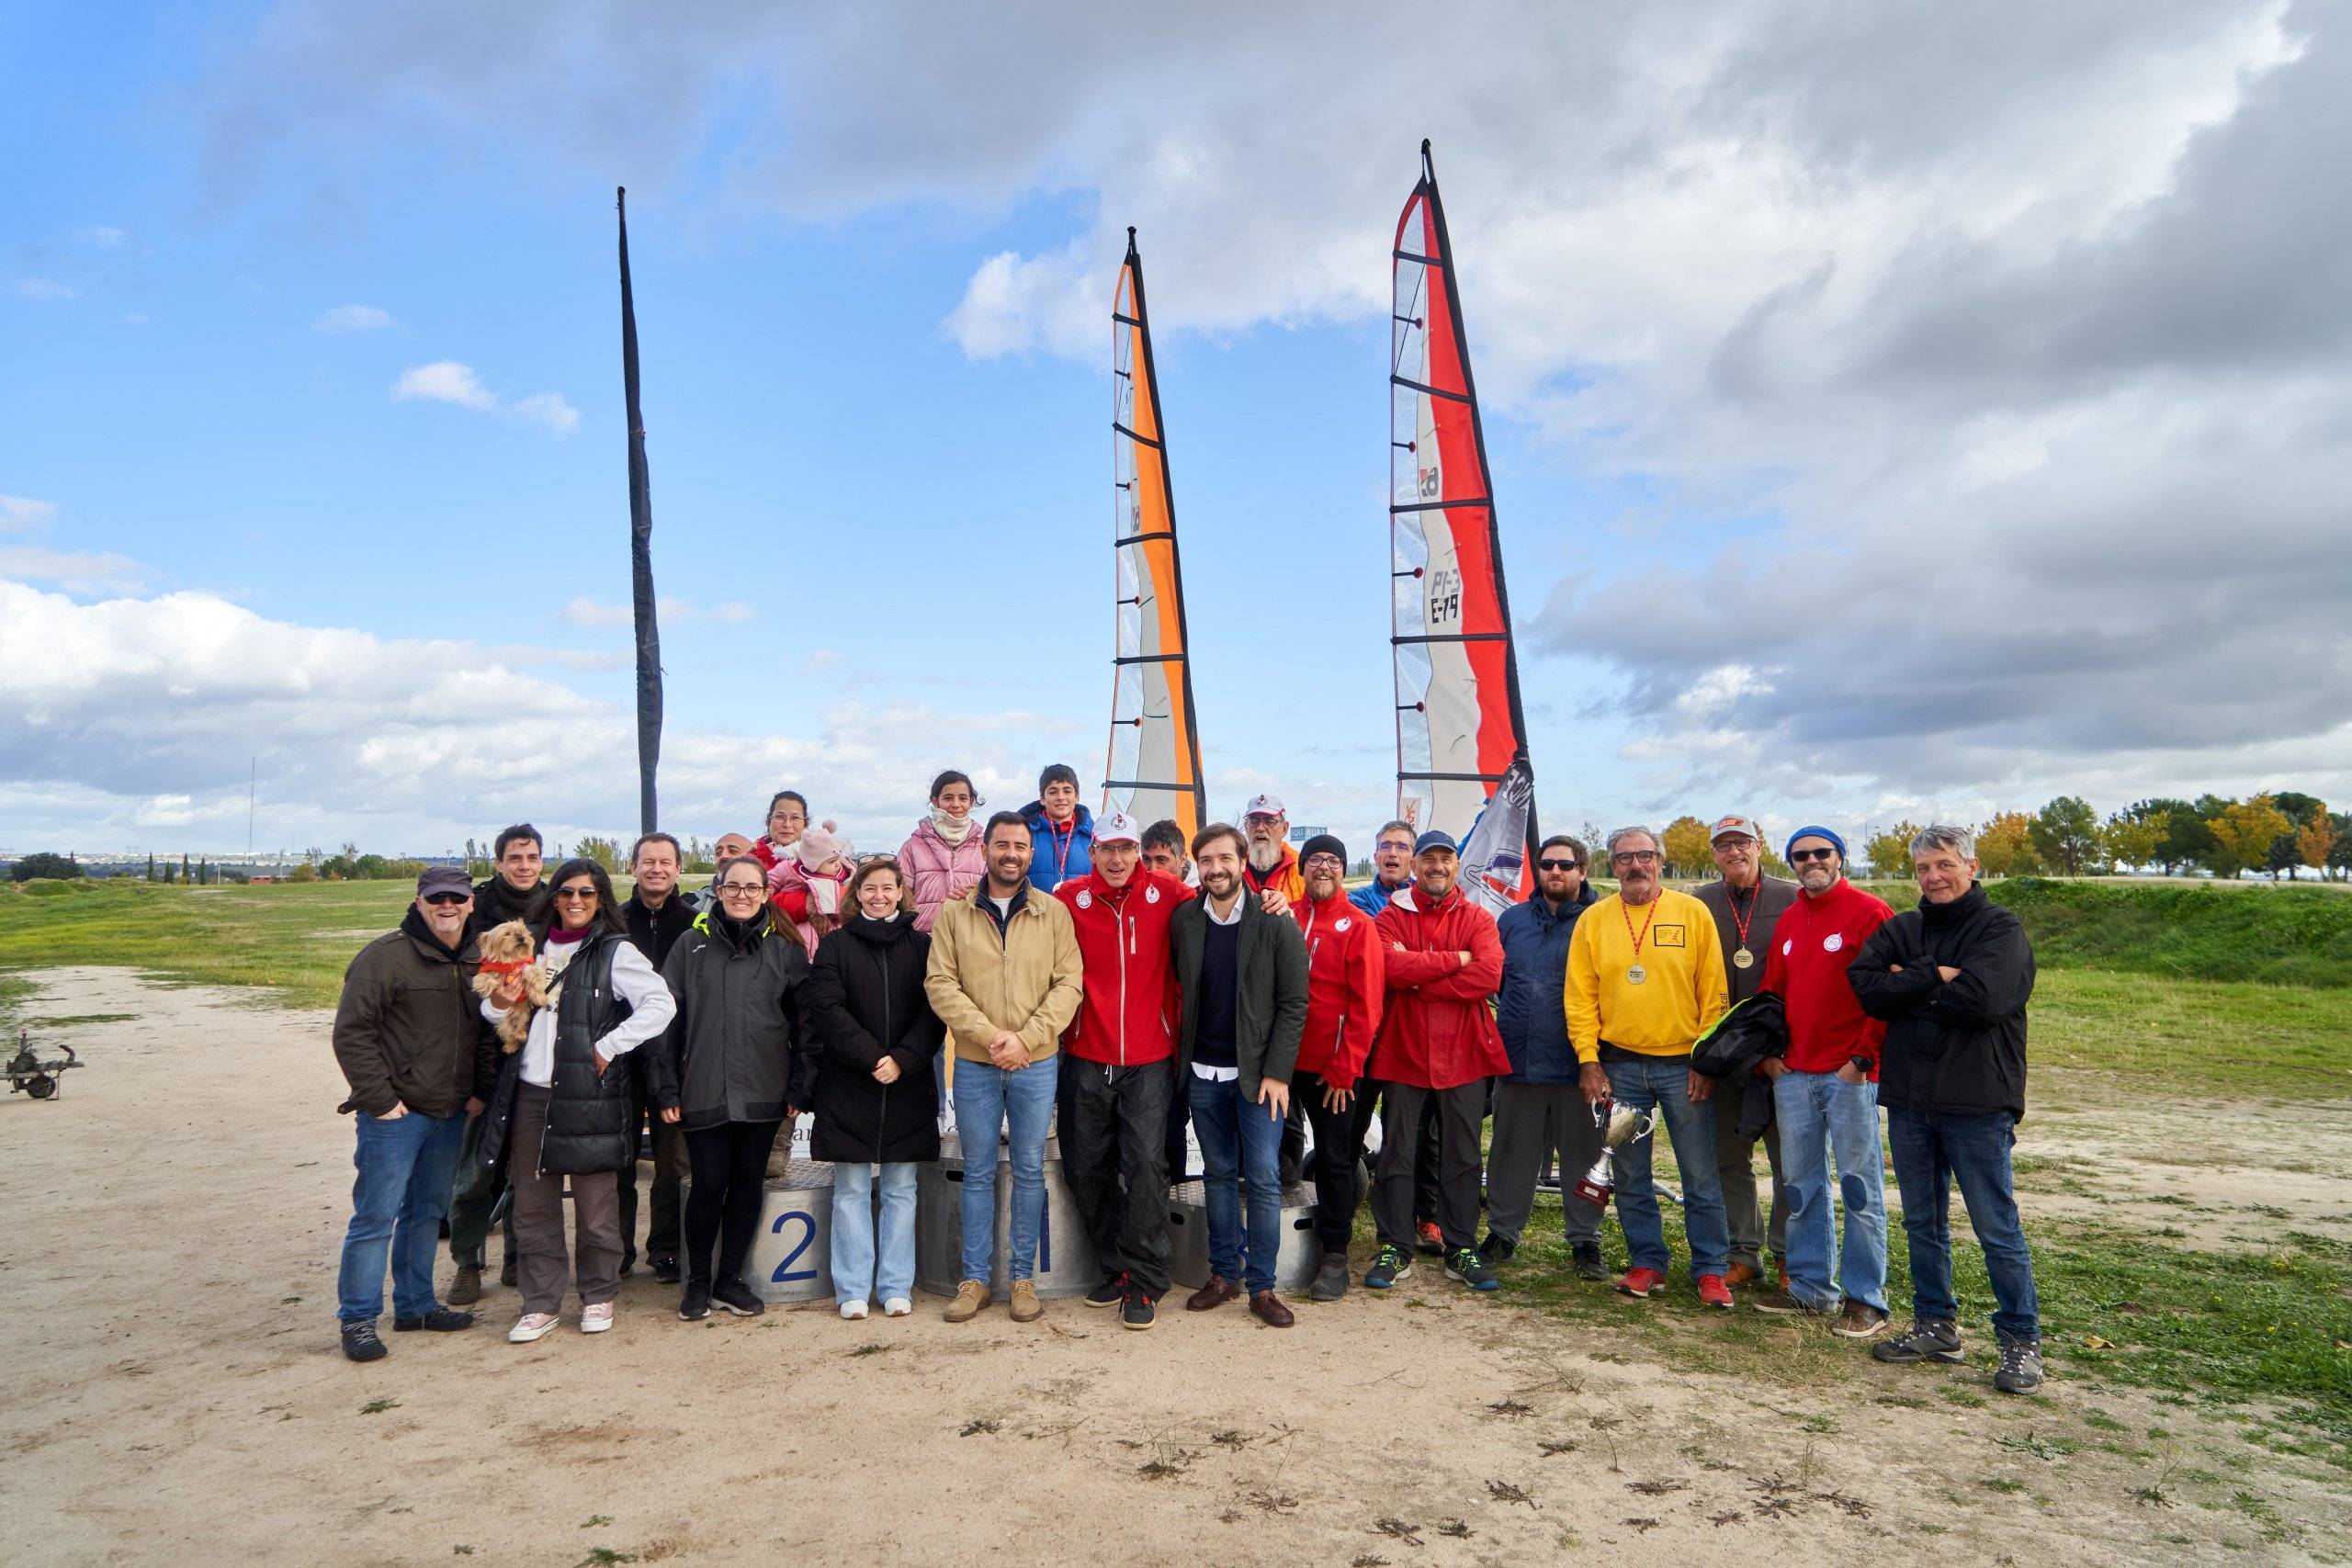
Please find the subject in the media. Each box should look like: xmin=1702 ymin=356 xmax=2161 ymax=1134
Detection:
xmin=422 ymin=892 xmax=469 ymax=907
xmin=1538 ymin=859 xmax=1580 ymax=872
xmin=553 ymin=886 xmax=599 ymax=901
xmin=718 ymin=881 xmax=766 ymax=895
xmin=1303 ymin=854 xmax=1344 ymax=870
xmin=1788 ymin=847 xmax=1839 ymax=864
xmin=1611 ymin=850 xmax=1661 ymax=865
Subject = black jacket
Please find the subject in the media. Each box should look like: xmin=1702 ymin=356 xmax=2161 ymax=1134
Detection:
xmin=624 ymin=889 xmax=699 ymax=1098
xmin=650 ymin=910 xmax=813 ymax=1133
xmin=479 ymin=930 xmax=640 ymax=1176
xmin=332 ymin=908 xmax=501 ymax=1118
xmin=1170 ymin=893 xmax=1309 ymax=1100
xmin=805 ymin=915 xmax=944 ymax=1164
xmin=466 ymin=874 xmax=544 ymax=941
xmin=1690 ymin=992 xmax=1787 ymax=1142
xmin=1848 ymin=885 xmax=2034 ymax=1121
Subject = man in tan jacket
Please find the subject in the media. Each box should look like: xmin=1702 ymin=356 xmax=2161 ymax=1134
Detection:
xmin=924 ymin=810 xmax=1083 ymax=1323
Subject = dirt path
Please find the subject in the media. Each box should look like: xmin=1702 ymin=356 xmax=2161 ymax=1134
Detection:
xmin=0 ymin=967 xmax=2343 ymax=1566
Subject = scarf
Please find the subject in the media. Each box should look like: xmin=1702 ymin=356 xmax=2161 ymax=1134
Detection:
xmin=930 ymin=810 xmax=976 ymax=846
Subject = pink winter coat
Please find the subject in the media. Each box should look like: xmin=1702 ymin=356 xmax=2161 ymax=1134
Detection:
xmin=899 ymin=817 xmax=987 ymax=933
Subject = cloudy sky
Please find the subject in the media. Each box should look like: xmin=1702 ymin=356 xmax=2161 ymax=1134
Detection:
xmin=6 ymin=0 xmax=2346 ymax=862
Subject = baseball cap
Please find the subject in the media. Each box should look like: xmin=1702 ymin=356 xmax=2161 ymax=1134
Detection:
xmin=1413 ymin=829 xmax=1458 ymax=857
xmin=1709 ymin=814 xmax=1762 ymax=843
xmin=417 ymin=865 xmax=472 ymax=898
xmin=1095 ymin=810 xmax=1142 ymax=846
xmin=1242 ymin=793 xmax=1285 ymax=819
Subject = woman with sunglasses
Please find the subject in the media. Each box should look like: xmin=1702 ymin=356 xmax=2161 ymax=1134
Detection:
xmin=647 ymin=855 xmax=814 ymax=1322
xmin=804 ymin=856 xmax=944 ymax=1319
xmin=481 ymin=859 xmax=674 ymax=1343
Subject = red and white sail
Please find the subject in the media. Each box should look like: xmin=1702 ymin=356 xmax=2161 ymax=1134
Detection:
xmin=1390 ymin=140 xmax=1537 ymax=911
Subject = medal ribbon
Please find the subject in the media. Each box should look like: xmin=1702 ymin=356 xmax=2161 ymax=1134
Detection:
xmin=1620 ymin=894 xmax=1659 ymax=960
xmin=1724 ymin=881 xmax=1758 ymax=948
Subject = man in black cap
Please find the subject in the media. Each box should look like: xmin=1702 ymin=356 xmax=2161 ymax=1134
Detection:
xmin=330 ymin=867 xmax=500 ymax=1361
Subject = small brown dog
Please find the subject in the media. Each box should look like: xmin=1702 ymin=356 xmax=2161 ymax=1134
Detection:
xmin=471 ymin=919 xmax=552 ymax=1053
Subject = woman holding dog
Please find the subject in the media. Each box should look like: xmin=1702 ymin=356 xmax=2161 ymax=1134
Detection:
xmin=803 ymin=856 xmax=944 ymax=1319
xmin=648 ymin=855 xmax=815 ymax=1323
xmin=481 ymin=858 xmax=674 ymax=1344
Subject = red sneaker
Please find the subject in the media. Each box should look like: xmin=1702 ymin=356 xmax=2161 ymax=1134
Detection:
xmin=1696 ymin=1274 xmax=1735 ymax=1310
xmin=1415 ymin=1220 xmax=1445 ymax=1256
xmin=1615 ymin=1268 xmax=1665 ymax=1299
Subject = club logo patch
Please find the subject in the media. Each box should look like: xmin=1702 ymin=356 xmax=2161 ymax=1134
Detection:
xmin=1782 ymin=939 xmax=1794 ymax=955
xmin=1075 ymin=890 xmax=1093 ymax=909
xmin=1653 ymin=924 xmax=1686 ymax=948
xmin=1145 ymin=885 xmax=1160 ymax=904
xmin=1335 ymin=918 xmax=1352 ymax=932
xmin=1823 ymin=932 xmax=1844 ymax=953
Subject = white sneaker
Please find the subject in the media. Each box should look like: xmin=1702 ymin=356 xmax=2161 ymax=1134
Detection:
xmin=508 ymin=1312 xmax=558 ymax=1343
xmin=884 ymin=1297 xmax=912 ymax=1318
xmin=839 ymin=1299 xmax=869 ymax=1321
xmin=580 ymin=1303 xmax=614 ymax=1334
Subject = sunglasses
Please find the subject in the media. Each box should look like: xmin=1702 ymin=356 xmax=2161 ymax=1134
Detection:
xmin=553 ymin=886 xmax=599 ymax=901
xmin=1538 ymin=858 xmax=1580 ymax=872
xmin=1789 ymin=847 xmax=1839 ymax=863
xmin=422 ymin=892 xmax=469 ymax=907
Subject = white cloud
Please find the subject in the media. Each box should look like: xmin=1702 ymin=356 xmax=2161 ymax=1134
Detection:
xmin=15 ymin=278 xmax=78 ymax=301
xmin=0 ymin=495 xmax=57 ymax=534
xmin=391 ymin=360 xmax=576 ymax=436
xmin=312 ymin=303 xmax=393 ymax=333
xmin=561 ymin=595 xmax=756 ymax=629
xmin=0 ymin=547 xmax=149 ymax=595
xmin=79 ymin=226 xmax=129 ymax=250
xmin=945 ymin=242 xmax=1096 ymax=359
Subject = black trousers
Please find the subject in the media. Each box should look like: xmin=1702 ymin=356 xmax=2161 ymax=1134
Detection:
xmin=1374 ymin=1081 xmax=1487 ymax=1255
xmin=1164 ymin=1082 xmax=1193 ymax=1179
xmin=683 ymin=1118 xmax=783 ymax=1290
xmin=1061 ymin=1057 xmax=1175 ymax=1298
xmin=1295 ymin=1070 xmax=1377 ymax=1255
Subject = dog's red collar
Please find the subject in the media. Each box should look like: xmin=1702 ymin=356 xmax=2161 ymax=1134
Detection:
xmin=477 ymin=957 xmax=533 ymax=976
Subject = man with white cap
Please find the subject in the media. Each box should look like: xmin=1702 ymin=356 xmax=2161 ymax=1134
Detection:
xmin=1054 ymin=810 xmax=1193 ymax=1329
xmin=1241 ymin=793 xmax=1305 ymax=913
xmin=1690 ymin=814 xmax=1799 ymax=1289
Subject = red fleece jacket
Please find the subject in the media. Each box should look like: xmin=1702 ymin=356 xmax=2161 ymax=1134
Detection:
xmin=1055 ymin=868 xmax=1193 ymax=1066
xmin=1368 ymin=884 xmax=1509 ymax=1089
xmin=1292 ymin=893 xmax=1385 ymax=1089
xmin=1761 ymin=879 xmax=1894 ymax=1075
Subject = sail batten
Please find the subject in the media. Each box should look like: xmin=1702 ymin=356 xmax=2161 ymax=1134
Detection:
xmin=1389 ymin=141 xmax=1538 ymax=913
xmin=1105 ymin=228 xmax=1208 ymax=841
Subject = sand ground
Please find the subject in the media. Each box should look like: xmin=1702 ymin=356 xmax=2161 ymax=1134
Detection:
xmin=1 ymin=966 xmax=2346 ymax=1566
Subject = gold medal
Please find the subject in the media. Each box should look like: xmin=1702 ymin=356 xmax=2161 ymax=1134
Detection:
xmin=1734 ymin=947 xmax=1755 ymax=970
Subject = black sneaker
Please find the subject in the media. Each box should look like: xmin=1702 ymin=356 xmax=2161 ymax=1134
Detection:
xmin=392 ymin=1307 xmax=475 ymax=1332
xmin=1476 ymin=1232 xmax=1516 ymax=1267
xmin=618 ymin=1250 xmax=637 ymax=1277
xmin=1570 ymin=1241 xmax=1608 ymax=1281
xmin=650 ymin=1254 xmax=681 ymax=1285
xmin=1365 ymin=1243 xmax=1411 ymax=1290
xmin=1085 ymin=1272 xmax=1129 ymax=1309
xmin=677 ymin=1284 xmax=711 ymax=1321
xmin=1994 ymin=1337 xmax=2044 ymax=1394
xmin=1121 ymin=1288 xmax=1157 ymax=1331
xmin=340 ymin=1321 xmax=388 ymax=1362
xmin=1445 ymin=1247 xmax=1501 ymax=1293
xmin=710 ymin=1279 xmax=765 ymax=1317
xmin=1309 ymin=1250 xmax=1350 ymax=1303
xmin=1871 ymin=1317 xmax=1964 ymax=1365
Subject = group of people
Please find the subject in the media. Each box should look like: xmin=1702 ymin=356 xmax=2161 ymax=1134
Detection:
xmin=331 ymin=771 xmax=2045 ymax=1393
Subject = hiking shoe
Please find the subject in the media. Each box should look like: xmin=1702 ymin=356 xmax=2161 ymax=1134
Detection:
xmin=1724 ymin=1261 xmax=1765 ymax=1289
xmin=1696 ymin=1274 xmax=1735 ymax=1310
xmin=507 ymin=1312 xmax=558 ymax=1343
xmin=392 ymin=1307 xmax=475 ymax=1332
xmin=580 ymin=1303 xmax=613 ymax=1334
xmin=1445 ymin=1248 xmax=1501 ymax=1292
xmin=1121 ymin=1288 xmax=1157 ymax=1331
xmin=1871 ymin=1318 xmax=1963 ymax=1365
xmin=1476 ymin=1232 xmax=1516 ymax=1267
xmin=1995 ymin=1337 xmax=2044 ymax=1394
xmin=1085 ymin=1272 xmax=1128 ymax=1309
xmin=1753 ymin=1288 xmax=1826 ymax=1316
xmin=944 ymin=1280 xmax=989 ymax=1322
xmin=446 ymin=1265 xmax=483 ymax=1306
xmin=677 ymin=1285 xmax=710 ymax=1322
xmin=1571 ymin=1242 xmax=1608 ymax=1281
xmin=1309 ymin=1250 xmax=1350 ymax=1303
xmin=710 ymin=1280 xmax=764 ymax=1317
xmin=499 ymin=1257 xmax=518 ymax=1288
xmin=1835 ymin=1300 xmax=1891 ymax=1339
xmin=1365 ymin=1244 xmax=1411 ymax=1290
xmin=1009 ymin=1280 xmax=1044 ymax=1323
xmin=650 ymin=1254 xmax=681 ymax=1285
xmin=1615 ymin=1267 xmax=1665 ymax=1299
xmin=340 ymin=1321 xmax=388 ymax=1362
xmin=1415 ymin=1220 xmax=1445 ymax=1256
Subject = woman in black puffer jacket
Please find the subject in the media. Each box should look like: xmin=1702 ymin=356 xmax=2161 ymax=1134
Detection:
xmin=804 ymin=856 xmax=944 ymax=1320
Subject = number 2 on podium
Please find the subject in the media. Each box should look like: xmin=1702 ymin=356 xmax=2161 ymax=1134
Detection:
xmin=770 ymin=1210 xmax=817 ymax=1283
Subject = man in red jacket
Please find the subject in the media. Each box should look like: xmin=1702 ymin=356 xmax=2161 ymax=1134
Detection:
xmin=1055 ymin=810 xmax=1193 ymax=1329
xmin=1290 ymin=834 xmax=1385 ymax=1302
xmin=1365 ymin=830 xmax=1509 ymax=1293
xmin=1752 ymin=827 xmax=1894 ymax=1337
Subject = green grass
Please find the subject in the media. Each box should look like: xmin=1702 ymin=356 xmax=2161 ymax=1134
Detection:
xmin=2027 ymin=968 xmax=2352 ymax=1097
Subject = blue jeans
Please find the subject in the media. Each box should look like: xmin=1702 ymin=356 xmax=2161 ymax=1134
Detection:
xmin=1885 ymin=1104 xmax=2041 ymax=1342
xmin=831 ymin=1162 xmax=919 ymax=1306
xmin=951 ymin=1056 xmax=1057 ymax=1282
xmin=336 ymin=1109 xmax=468 ymax=1324
xmin=1187 ymin=1071 xmax=1285 ymax=1294
xmin=1773 ymin=1070 xmax=1889 ymax=1313
xmin=1602 ymin=1054 xmax=1730 ymax=1280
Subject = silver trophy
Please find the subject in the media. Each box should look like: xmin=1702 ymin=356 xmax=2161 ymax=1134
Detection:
xmin=1569 ymin=1100 xmax=1658 ymax=1211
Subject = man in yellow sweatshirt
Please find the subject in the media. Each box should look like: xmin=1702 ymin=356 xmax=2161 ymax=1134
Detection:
xmin=1565 ymin=826 xmax=1735 ymax=1309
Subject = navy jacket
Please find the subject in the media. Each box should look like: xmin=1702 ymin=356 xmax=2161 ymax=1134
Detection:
xmin=1020 ymin=801 xmax=1094 ymax=893
xmin=1494 ymin=881 xmax=1600 ymax=1083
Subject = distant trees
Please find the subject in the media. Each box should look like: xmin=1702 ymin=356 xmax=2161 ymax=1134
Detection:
xmin=573 ymin=836 xmax=624 ymax=874
xmin=2029 ymin=796 xmax=2099 ymax=877
xmin=2295 ymin=807 xmax=2335 ymax=878
xmin=1863 ymin=822 xmax=1924 ymax=877
xmin=11 ymin=852 xmax=81 ymax=882
xmin=1974 ymin=812 xmax=2039 ymax=877
xmin=2205 ymin=795 xmax=2291 ymax=881
xmin=1658 ymin=817 xmax=1712 ymax=878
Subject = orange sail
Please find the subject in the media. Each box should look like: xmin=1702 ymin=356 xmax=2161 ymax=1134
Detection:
xmin=1104 ymin=227 xmax=1208 ymax=840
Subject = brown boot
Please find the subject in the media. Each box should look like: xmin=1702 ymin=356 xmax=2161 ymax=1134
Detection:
xmin=1723 ymin=1261 xmax=1764 ymax=1289
xmin=1186 ymin=1275 xmax=1241 ymax=1312
xmin=944 ymin=1280 xmax=990 ymax=1323
xmin=447 ymin=1265 xmax=482 ymax=1306
xmin=1009 ymin=1280 xmax=1044 ymax=1323
xmin=1249 ymin=1291 xmax=1295 ymax=1327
